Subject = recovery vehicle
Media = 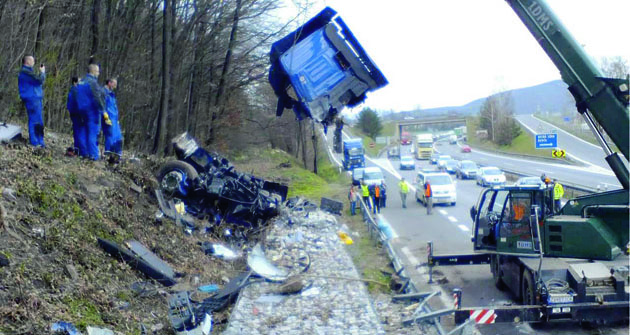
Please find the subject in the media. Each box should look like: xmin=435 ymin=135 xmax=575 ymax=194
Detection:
xmin=427 ymin=0 xmax=629 ymax=326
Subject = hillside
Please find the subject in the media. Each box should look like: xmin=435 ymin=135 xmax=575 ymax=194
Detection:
xmin=388 ymin=80 xmax=572 ymax=119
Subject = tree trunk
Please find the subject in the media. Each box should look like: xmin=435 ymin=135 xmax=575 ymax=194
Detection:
xmin=311 ymin=121 xmax=318 ymax=174
xmin=90 ymin=0 xmax=101 ymax=61
xmin=209 ymin=0 xmax=242 ymax=143
xmin=152 ymin=0 xmax=171 ymax=155
xmin=34 ymin=5 xmax=45 ymax=57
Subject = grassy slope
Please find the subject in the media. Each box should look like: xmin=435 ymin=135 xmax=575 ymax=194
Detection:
xmin=347 ymin=121 xmax=395 ymax=157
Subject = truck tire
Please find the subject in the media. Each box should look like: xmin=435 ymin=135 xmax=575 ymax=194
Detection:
xmin=156 ymin=161 xmax=199 ymax=198
xmin=521 ymin=269 xmax=536 ymax=305
xmin=490 ymin=255 xmax=506 ymax=290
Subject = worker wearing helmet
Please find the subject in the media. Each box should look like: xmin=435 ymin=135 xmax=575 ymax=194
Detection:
xmin=553 ymin=179 xmax=564 ymax=213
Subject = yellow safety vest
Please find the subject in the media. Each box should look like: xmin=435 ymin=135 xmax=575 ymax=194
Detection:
xmin=361 ymin=185 xmax=370 ymax=197
xmin=554 ymin=183 xmax=564 ymax=200
xmin=399 ymin=181 xmax=408 ymax=193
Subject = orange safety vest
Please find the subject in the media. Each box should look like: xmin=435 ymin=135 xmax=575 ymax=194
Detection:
xmin=424 ymin=183 xmax=432 ymax=197
xmin=375 ymin=185 xmax=380 ymax=198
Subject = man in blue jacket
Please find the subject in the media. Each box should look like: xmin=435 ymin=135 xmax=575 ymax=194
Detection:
xmin=76 ymin=64 xmax=107 ymax=160
xmin=18 ymin=55 xmax=46 ymax=147
xmin=66 ymin=77 xmax=86 ymax=156
xmin=103 ymin=78 xmax=123 ymax=158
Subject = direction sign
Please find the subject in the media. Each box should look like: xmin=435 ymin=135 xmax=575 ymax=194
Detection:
xmin=535 ymin=133 xmax=558 ymax=149
xmin=552 ymin=149 xmax=566 ymax=158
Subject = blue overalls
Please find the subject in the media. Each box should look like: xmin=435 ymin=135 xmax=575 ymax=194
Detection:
xmin=103 ymin=88 xmax=123 ymax=155
xmin=76 ymin=74 xmax=105 ymax=160
xmin=67 ymin=85 xmax=87 ymax=155
xmin=18 ymin=65 xmax=46 ymax=147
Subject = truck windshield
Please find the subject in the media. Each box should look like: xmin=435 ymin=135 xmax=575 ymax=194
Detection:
xmin=418 ymin=143 xmax=433 ymax=148
xmin=348 ymin=148 xmax=364 ymax=155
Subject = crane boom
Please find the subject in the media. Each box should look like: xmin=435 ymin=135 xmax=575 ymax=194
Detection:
xmin=506 ymin=0 xmax=629 ymax=188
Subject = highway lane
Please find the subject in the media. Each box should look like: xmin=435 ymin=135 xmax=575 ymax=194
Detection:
xmin=323 ymin=131 xmax=628 ymax=334
xmin=435 ymin=140 xmax=621 ymax=190
xmin=516 ymin=114 xmax=614 ymax=170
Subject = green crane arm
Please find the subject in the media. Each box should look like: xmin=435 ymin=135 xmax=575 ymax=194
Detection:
xmin=506 ymin=0 xmax=629 ymax=188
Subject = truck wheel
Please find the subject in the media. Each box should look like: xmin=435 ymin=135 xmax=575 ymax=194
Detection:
xmin=491 ymin=255 xmax=506 ymax=290
xmin=156 ymin=160 xmax=199 ymax=199
xmin=521 ymin=269 xmax=536 ymax=305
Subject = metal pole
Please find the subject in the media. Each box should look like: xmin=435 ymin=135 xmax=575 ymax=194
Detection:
xmin=428 ymin=241 xmax=434 ymax=284
xmin=581 ymin=111 xmax=613 ymax=155
xmin=453 ymin=289 xmax=462 ymax=310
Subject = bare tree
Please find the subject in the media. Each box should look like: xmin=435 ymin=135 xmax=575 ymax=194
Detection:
xmin=152 ymin=0 xmax=171 ymax=154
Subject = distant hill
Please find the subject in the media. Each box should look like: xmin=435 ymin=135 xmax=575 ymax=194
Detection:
xmin=388 ymin=80 xmax=573 ymax=120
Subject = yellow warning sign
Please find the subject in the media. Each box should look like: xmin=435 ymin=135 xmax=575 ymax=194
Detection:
xmin=552 ymin=149 xmax=566 ymax=158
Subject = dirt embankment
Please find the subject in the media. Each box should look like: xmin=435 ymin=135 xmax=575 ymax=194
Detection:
xmin=0 ymin=134 xmax=251 ymax=334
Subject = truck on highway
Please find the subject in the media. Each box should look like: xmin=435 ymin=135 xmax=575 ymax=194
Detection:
xmin=401 ymin=131 xmax=412 ymax=145
xmin=414 ymin=133 xmax=434 ymax=160
xmin=342 ymin=138 xmax=365 ymax=170
xmin=425 ymin=0 xmax=629 ymax=326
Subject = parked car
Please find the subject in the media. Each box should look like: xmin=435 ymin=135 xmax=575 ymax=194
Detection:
xmin=460 ymin=144 xmax=471 ymax=153
xmin=476 ymin=167 xmax=506 ymax=187
xmin=455 ymin=160 xmax=478 ymax=179
xmin=352 ymin=167 xmax=365 ymax=186
xmin=400 ymin=155 xmax=415 ymax=170
xmin=430 ymin=153 xmax=441 ymax=164
xmin=436 ymin=155 xmax=452 ymax=170
xmin=442 ymin=159 xmax=458 ymax=174
xmin=387 ymin=146 xmax=400 ymax=159
xmin=515 ymin=176 xmax=544 ymax=187
xmin=362 ymin=167 xmax=385 ymax=186
xmin=449 ymin=135 xmax=458 ymax=144
xmin=415 ymin=171 xmax=456 ymax=206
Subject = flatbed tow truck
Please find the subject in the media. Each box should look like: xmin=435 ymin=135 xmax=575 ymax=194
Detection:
xmin=426 ymin=0 xmax=629 ymax=326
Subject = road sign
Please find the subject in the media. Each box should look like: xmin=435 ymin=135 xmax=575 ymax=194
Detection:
xmin=552 ymin=149 xmax=566 ymax=158
xmin=369 ymin=142 xmax=375 ymax=148
xmin=535 ymin=133 xmax=557 ymax=149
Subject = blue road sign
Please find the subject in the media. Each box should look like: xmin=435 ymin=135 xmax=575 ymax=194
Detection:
xmin=536 ymin=133 xmax=558 ymax=149
xmin=563 ymin=116 xmax=571 ymax=122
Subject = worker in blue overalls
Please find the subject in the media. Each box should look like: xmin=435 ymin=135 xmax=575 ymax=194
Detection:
xmin=66 ymin=77 xmax=87 ymax=157
xmin=17 ymin=55 xmax=46 ymax=147
xmin=76 ymin=64 xmax=107 ymax=160
xmin=103 ymin=78 xmax=123 ymax=160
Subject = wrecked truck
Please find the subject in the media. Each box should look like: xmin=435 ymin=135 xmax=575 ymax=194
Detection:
xmin=268 ymin=7 xmax=388 ymax=125
xmin=156 ymin=133 xmax=288 ymax=229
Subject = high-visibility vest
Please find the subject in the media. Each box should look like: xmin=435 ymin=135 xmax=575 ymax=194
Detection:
xmin=361 ymin=185 xmax=370 ymax=197
xmin=375 ymin=185 xmax=380 ymax=198
xmin=424 ymin=183 xmax=432 ymax=197
xmin=554 ymin=183 xmax=564 ymax=200
xmin=399 ymin=181 xmax=409 ymax=193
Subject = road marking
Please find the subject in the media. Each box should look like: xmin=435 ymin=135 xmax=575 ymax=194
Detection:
xmin=458 ymin=224 xmax=470 ymax=232
xmin=401 ymin=246 xmax=419 ymax=266
xmin=447 ymin=216 xmax=458 ymax=223
xmin=439 ymin=209 xmax=447 ymax=215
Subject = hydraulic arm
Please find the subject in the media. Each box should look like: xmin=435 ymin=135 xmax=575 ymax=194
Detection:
xmin=507 ymin=0 xmax=629 ymax=189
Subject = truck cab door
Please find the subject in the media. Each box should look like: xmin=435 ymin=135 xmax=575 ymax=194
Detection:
xmin=495 ymin=191 xmax=539 ymax=255
xmin=472 ymin=188 xmax=509 ymax=251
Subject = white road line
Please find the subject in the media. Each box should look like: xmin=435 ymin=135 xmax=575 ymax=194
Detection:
xmin=458 ymin=224 xmax=470 ymax=232
xmin=447 ymin=216 xmax=458 ymax=223
xmin=439 ymin=209 xmax=447 ymax=215
xmin=401 ymin=246 xmax=420 ymax=266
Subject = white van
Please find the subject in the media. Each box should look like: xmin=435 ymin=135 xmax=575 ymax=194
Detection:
xmin=415 ymin=170 xmax=457 ymax=206
xmin=362 ymin=166 xmax=385 ymax=186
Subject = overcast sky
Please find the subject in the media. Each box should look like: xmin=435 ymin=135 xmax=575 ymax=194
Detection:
xmin=280 ymin=0 xmax=630 ymax=113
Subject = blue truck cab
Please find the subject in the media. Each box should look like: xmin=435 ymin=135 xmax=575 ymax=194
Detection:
xmin=269 ymin=7 xmax=387 ymax=125
xmin=342 ymin=138 xmax=365 ymax=170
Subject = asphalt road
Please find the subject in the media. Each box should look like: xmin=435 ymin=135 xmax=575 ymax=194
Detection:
xmin=323 ymin=130 xmax=628 ymax=335
xmin=436 ymin=140 xmax=621 ymax=191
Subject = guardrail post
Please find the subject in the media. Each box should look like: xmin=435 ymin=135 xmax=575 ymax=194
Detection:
xmin=452 ymin=289 xmax=462 ymax=310
xmin=427 ymin=241 xmax=434 ymax=284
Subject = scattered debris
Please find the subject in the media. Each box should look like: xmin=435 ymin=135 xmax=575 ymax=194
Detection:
xmin=168 ymin=291 xmax=212 ymax=335
xmin=1 ymin=187 xmax=17 ymax=202
xmin=247 ymin=244 xmax=289 ymax=282
xmin=131 ymin=281 xmax=159 ymax=298
xmin=0 ymin=122 xmax=22 ymax=143
xmin=64 ymin=264 xmax=80 ymax=281
xmin=97 ymin=238 xmax=177 ymax=286
xmin=50 ymin=321 xmax=81 ymax=335
xmin=129 ymin=182 xmax=143 ymax=194
xmin=320 ymin=197 xmax=343 ymax=215
xmin=337 ymin=231 xmax=354 ymax=245
xmin=274 ymin=276 xmax=306 ymax=295
xmin=198 ymin=284 xmax=219 ymax=293
xmin=200 ymin=242 xmax=241 ymax=261
xmin=155 ymin=133 xmax=288 ymax=232
xmin=0 ymin=253 xmax=9 ymax=267
xmin=300 ymin=286 xmax=320 ymax=297
xmin=86 ymin=326 xmax=115 ymax=335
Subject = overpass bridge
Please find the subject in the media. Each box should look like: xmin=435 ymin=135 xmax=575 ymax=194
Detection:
xmin=394 ymin=117 xmax=467 ymax=139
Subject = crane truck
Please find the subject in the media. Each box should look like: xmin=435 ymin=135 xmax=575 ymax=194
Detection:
xmin=427 ymin=0 xmax=629 ymax=326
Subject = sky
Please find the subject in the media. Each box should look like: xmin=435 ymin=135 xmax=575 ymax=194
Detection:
xmin=279 ymin=0 xmax=630 ymax=113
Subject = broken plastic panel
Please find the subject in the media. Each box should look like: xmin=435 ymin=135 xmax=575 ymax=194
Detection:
xmin=168 ymin=292 xmax=212 ymax=335
xmin=269 ymin=7 xmax=387 ymax=123
xmin=247 ymin=244 xmax=289 ymax=282
xmin=201 ymin=242 xmax=241 ymax=261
